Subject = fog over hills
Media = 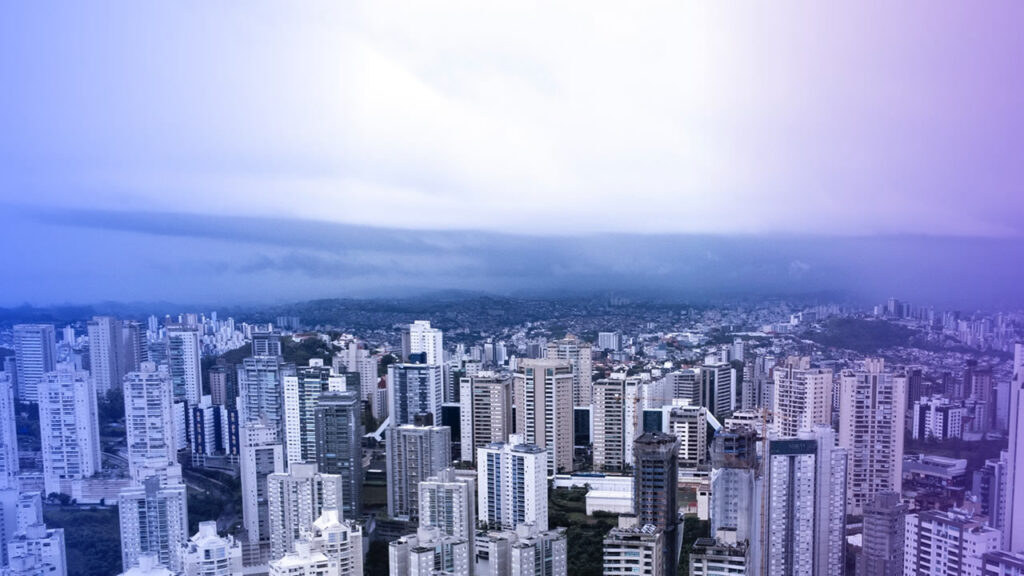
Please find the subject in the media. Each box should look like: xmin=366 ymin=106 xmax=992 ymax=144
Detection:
xmin=2 ymin=206 xmax=1022 ymax=310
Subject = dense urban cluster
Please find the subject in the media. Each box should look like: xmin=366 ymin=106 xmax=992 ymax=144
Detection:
xmin=0 ymin=296 xmax=1023 ymax=576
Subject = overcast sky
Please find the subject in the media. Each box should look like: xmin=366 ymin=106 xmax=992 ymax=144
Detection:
xmin=2 ymin=2 xmax=1023 ymax=305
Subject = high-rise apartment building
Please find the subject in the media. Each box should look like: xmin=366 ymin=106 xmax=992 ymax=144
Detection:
xmin=124 ymin=362 xmax=177 ymax=483
xmin=313 ymin=390 xmax=363 ymax=519
xmin=389 ymin=527 xmax=470 ymax=576
xmin=668 ymin=404 xmax=708 ymax=471
xmin=904 ymin=510 xmax=1000 ymax=576
xmin=838 ymin=359 xmax=906 ymax=515
xmin=764 ymin=427 xmax=846 ymax=576
xmin=180 ymin=522 xmax=243 ymax=576
xmin=545 ymin=335 xmax=592 ymax=407
xmin=267 ymin=510 xmax=362 ymax=576
xmin=5 ymin=492 xmax=67 ymax=576
xmin=266 ymin=462 xmax=343 ymax=560
xmin=1005 ymin=342 xmax=1024 ymax=552
xmin=388 ymin=363 xmax=443 ymax=427
xmin=386 ymin=425 xmax=451 ymax=522
xmin=87 ymin=316 xmax=124 ymax=396
xmin=857 ymin=491 xmax=904 ymax=576
xmin=38 ymin=363 xmax=101 ymax=495
xmin=772 ymin=357 xmax=832 ymax=437
xmin=510 ymin=524 xmax=567 ymax=576
xmin=401 ymin=321 xmax=444 ymax=365
xmin=119 ymin=473 xmax=189 ymax=573
xmin=283 ymin=360 xmax=345 ymax=465
xmin=239 ymin=421 xmax=285 ymax=566
xmin=418 ymin=468 xmax=475 ymax=563
xmin=0 ymin=373 xmax=19 ymax=487
xmin=514 ymin=359 xmax=574 ymax=476
xmin=670 ymin=369 xmax=700 ymax=405
xmin=477 ymin=436 xmax=548 ymax=532
xmin=458 ymin=373 xmax=513 ymax=464
xmin=700 ymin=363 xmax=736 ymax=421
xmin=603 ymin=524 xmax=664 ymax=576
xmin=166 ymin=326 xmax=202 ymax=406
xmin=251 ymin=329 xmax=282 ymax=357
xmin=709 ymin=426 xmax=760 ymax=546
xmin=12 ymin=324 xmax=57 ymax=403
xmin=238 ymin=356 xmax=295 ymax=442
xmin=634 ymin=432 xmax=680 ymax=572
xmin=592 ymin=378 xmax=628 ymax=472
xmin=911 ymin=395 xmax=965 ymax=441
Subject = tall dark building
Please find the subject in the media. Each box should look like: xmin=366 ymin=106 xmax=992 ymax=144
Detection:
xmin=314 ymin=390 xmax=363 ymax=518
xmin=907 ymin=368 xmax=924 ymax=405
xmin=634 ymin=432 xmax=680 ymax=572
xmin=858 ymin=491 xmax=906 ymax=576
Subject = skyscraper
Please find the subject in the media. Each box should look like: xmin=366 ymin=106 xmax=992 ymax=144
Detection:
xmin=699 ymin=362 xmax=736 ymax=421
xmin=545 ymin=335 xmax=593 ymax=407
xmin=389 ymin=527 xmax=470 ymax=576
xmin=709 ymin=426 xmax=760 ymax=546
xmin=239 ymin=420 xmax=285 ymax=566
xmin=283 ymin=359 xmax=345 ymax=465
xmin=388 ymin=363 xmax=444 ymax=427
xmin=510 ymin=524 xmax=567 ymax=576
xmin=38 ymin=363 xmax=101 ymax=495
xmin=1005 ymin=342 xmax=1024 ymax=552
xmin=772 ymin=357 xmax=833 ymax=437
xmin=592 ymin=378 xmax=627 ymax=472
xmin=477 ymin=436 xmax=548 ymax=532
xmin=838 ymin=359 xmax=906 ymax=515
xmin=12 ymin=324 xmax=57 ymax=403
xmin=87 ymin=316 xmax=124 ymax=396
xmin=314 ymin=390 xmax=364 ymax=518
xmin=634 ymin=432 xmax=680 ymax=572
xmin=764 ymin=427 xmax=846 ymax=576
xmin=668 ymin=404 xmax=708 ymax=471
xmin=266 ymin=462 xmax=343 ymax=560
xmin=124 ymin=362 xmax=177 ymax=483
xmin=458 ymin=372 xmax=513 ymax=464
xmin=857 ymin=491 xmax=904 ymax=576
xmin=401 ymin=320 xmax=444 ymax=365
xmin=166 ymin=326 xmax=202 ymax=406
xmin=514 ymin=359 xmax=574 ymax=476
xmin=0 ymin=372 xmax=19 ymax=487
xmin=418 ymin=468 xmax=475 ymax=564
xmin=386 ymin=425 xmax=451 ymax=522
xmin=238 ymin=356 xmax=295 ymax=442
xmin=119 ymin=472 xmax=189 ymax=573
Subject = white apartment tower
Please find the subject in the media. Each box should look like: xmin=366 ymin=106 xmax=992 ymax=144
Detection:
xmin=267 ymin=510 xmax=363 ymax=576
xmin=458 ymin=373 xmax=513 ymax=464
xmin=477 ymin=436 xmax=549 ymax=532
xmin=239 ymin=420 xmax=285 ymax=565
xmin=839 ymin=358 xmax=907 ymax=515
xmin=545 ymin=335 xmax=593 ymax=407
xmin=12 ymin=324 xmax=57 ymax=403
xmin=419 ymin=468 xmax=476 ymax=543
xmin=124 ymin=362 xmax=177 ymax=483
xmin=283 ymin=359 xmax=344 ymax=465
xmin=386 ymin=425 xmax=451 ymax=521
xmin=514 ymin=359 xmax=574 ymax=476
xmin=181 ymin=521 xmax=243 ymax=576
xmin=119 ymin=472 xmax=189 ymax=574
xmin=764 ymin=427 xmax=847 ymax=576
xmin=904 ymin=510 xmax=1000 ymax=576
xmin=87 ymin=316 xmax=125 ymax=396
xmin=772 ymin=357 xmax=833 ymax=437
xmin=166 ymin=326 xmax=202 ymax=405
xmin=603 ymin=525 xmax=664 ymax=576
xmin=38 ymin=363 xmax=101 ymax=495
xmin=402 ymin=321 xmax=444 ymax=365
xmin=266 ymin=462 xmax=343 ymax=560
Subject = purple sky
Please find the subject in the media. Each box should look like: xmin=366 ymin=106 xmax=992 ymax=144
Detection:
xmin=1 ymin=2 xmax=1023 ymax=304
